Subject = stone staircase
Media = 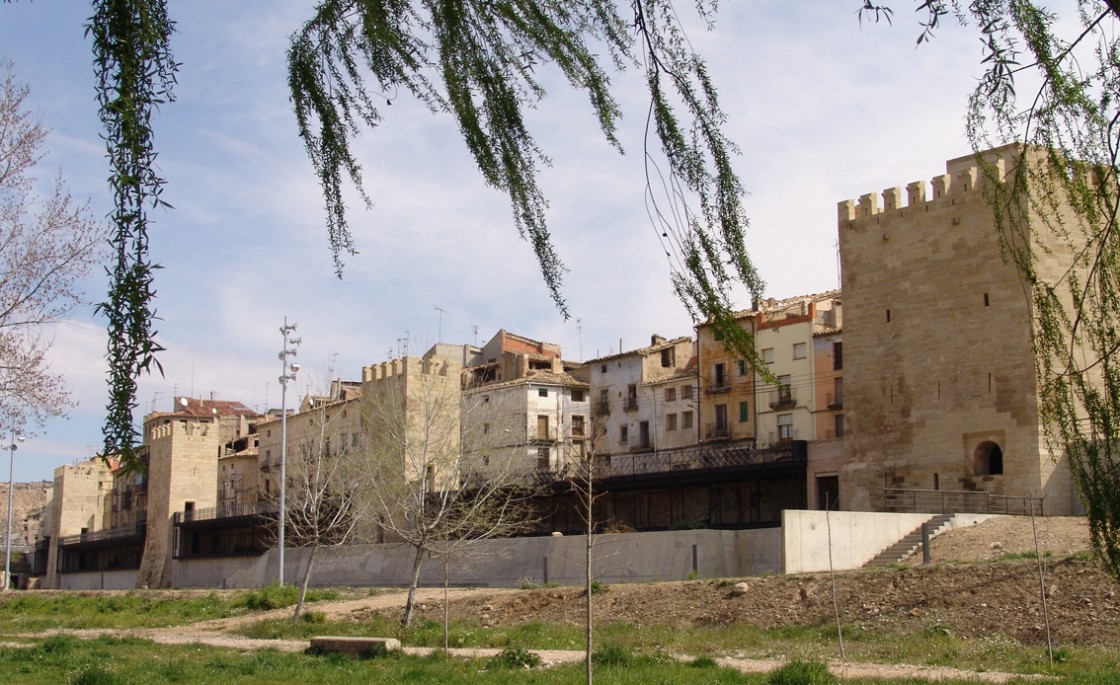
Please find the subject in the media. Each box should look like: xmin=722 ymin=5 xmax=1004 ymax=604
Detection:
xmin=863 ymin=514 xmax=955 ymax=568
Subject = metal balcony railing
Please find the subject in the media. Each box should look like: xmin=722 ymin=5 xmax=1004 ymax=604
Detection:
xmin=883 ymin=488 xmax=1044 ymax=516
xmin=769 ymin=388 xmax=796 ymax=409
xmin=177 ymin=500 xmax=277 ymax=524
xmin=60 ymin=524 xmax=145 ymax=546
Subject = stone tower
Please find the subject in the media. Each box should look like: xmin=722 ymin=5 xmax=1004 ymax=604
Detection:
xmin=838 ymin=145 xmax=1077 ymax=514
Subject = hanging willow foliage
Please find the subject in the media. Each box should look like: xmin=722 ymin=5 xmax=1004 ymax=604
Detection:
xmin=88 ymin=0 xmax=177 ymax=469
xmin=963 ymin=0 xmax=1120 ymax=578
xmin=288 ymin=0 xmax=765 ymax=365
xmin=860 ymin=0 xmax=1120 ymax=576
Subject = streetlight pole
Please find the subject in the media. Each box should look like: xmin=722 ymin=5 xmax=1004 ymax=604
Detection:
xmin=278 ymin=318 xmax=300 ymax=586
xmin=4 ymin=431 xmax=25 ymax=592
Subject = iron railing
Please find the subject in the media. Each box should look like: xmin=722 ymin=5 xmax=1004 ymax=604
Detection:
xmin=59 ymin=524 xmax=145 ymax=546
xmin=177 ymin=500 xmax=276 ymax=524
xmin=883 ymin=488 xmax=1044 ymax=516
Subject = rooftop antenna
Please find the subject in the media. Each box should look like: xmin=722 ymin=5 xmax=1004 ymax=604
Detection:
xmin=434 ymin=305 xmax=448 ymax=343
xmin=576 ymin=318 xmax=584 ymax=362
xmin=835 ymin=238 xmax=842 ymax=290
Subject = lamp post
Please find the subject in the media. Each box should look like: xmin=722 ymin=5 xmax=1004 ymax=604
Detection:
xmin=278 ymin=318 xmax=300 ymax=586
xmin=4 ymin=431 xmax=25 ymax=592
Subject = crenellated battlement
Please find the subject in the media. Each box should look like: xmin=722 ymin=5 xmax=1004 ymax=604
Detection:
xmin=362 ymin=355 xmax=455 ymax=384
xmin=838 ymin=156 xmax=1004 ymax=224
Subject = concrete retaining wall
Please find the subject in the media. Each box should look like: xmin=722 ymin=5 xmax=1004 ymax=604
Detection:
xmin=782 ymin=510 xmax=936 ymax=573
xmin=57 ymin=569 xmax=137 ymax=590
xmin=54 ymin=510 xmax=967 ymax=589
xmin=174 ymin=528 xmax=782 ymax=589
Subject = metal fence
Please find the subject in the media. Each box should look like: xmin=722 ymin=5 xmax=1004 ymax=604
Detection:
xmin=883 ymin=488 xmax=1045 ymax=516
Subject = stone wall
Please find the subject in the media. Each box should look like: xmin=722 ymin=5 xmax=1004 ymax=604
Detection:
xmin=839 ymin=146 xmax=1075 ymax=513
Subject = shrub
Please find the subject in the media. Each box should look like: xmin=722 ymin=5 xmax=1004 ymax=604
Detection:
xmin=767 ymin=659 xmax=834 ymax=685
xmin=592 ymin=643 xmax=631 ymax=667
xmin=487 ymin=647 xmax=542 ymax=670
xmin=69 ymin=665 xmax=120 ymax=685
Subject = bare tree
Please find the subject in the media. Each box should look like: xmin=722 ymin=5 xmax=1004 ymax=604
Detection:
xmin=360 ymin=354 xmax=541 ymax=627
xmin=559 ymin=426 xmax=605 ymax=685
xmin=0 ymin=61 xmax=107 ymax=430
xmin=271 ymin=388 xmax=366 ymax=622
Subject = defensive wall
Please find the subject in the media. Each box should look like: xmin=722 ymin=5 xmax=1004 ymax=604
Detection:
xmin=53 ymin=510 xmax=978 ymax=589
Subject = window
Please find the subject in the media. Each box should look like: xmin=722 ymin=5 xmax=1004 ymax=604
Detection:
xmin=538 ymin=388 xmax=548 ymax=397
xmin=714 ymin=404 xmax=728 ymax=432
xmin=761 ymin=348 xmax=774 ymax=364
xmin=483 ymin=423 xmax=490 ymax=434
xmin=572 ymin=415 xmax=585 ymax=436
xmin=661 ymin=348 xmax=674 ymax=367
xmin=793 ymin=342 xmax=807 ymax=359
xmin=665 ymin=387 xmax=676 ymax=402
xmin=599 ymin=388 xmax=609 ymax=412
xmin=777 ymin=375 xmax=793 ymax=404
xmin=682 ymin=410 xmax=694 ymax=429
xmin=833 ymin=342 xmax=843 ymax=370
xmin=571 ymin=389 xmax=585 ymax=402
xmin=831 ymin=378 xmax=843 ymax=408
xmin=620 ymin=425 xmax=629 ymax=444
xmin=601 ymin=364 xmax=607 ymax=373
xmin=351 ymin=433 xmax=359 ymax=447
xmin=681 ymin=385 xmax=693 ymax=400
xmin=738 ymin=401 xmax=749 ymax=423
xmin=778 ymin=414 xmax=793 ymax=441
xmin=713 ymin=362 xmax=727 ymax=388
xmin=666 ymin=413 xmax=678 ymax=431
xmin=626 ymin=384 xmax=638 ymax=410
xmin=482 ymin=455 xmax=490 ymax=467
xmin=483 ymin=395 xmax=490 ymax=403
xmin=834 ymin=414 xmax=844 ymax=438
xmin=737 ymin=360 xmax=748 ymax=376
xmin=537 ymin=447 xmax=551 ymax=471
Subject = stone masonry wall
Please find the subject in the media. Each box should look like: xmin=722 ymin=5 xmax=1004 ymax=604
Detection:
xmin=839 ymin=146 xmax=1074 ymax=513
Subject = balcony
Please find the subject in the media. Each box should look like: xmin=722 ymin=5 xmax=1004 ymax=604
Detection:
xmin=706 ymin=382 xmax=729 ymax=394
xmin=595 ymin=401 xmax=610 ymax=416
xmin=624 ymin=397 xmax=639 ymax=412
xmin=827 ymin=392 xmax=843 ymax=410
xmin=530 ymin=428 xmax=559 ymax=443
xmin=704 ymin=423 xmax=730 ymax=440
xmin=769 ymin=388 xmax=796 ymax=410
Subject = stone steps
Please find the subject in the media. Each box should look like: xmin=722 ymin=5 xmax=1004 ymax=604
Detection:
xmin=863 ymin=514 xmax=955 ymax=568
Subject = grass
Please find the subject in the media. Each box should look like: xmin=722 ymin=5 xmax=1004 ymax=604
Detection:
xmin=2 ymin=591 xmax=1118 ymax=683
xmin=0 ymin=585 xmax=342 ymax=632
xmin=5 ymin=635 xmax=1120 ymax=685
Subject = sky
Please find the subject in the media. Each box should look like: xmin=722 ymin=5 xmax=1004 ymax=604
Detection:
xmin=0 ymin=1 xmax=984 ymax=482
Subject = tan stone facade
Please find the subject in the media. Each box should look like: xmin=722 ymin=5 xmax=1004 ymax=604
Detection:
xmin=44 ymin=458 xmax=114 ymax=588
xmin=136 ymin=398 xmax=259 ymax=588
xmin=839 ymin=146 xmax=1076 ymax=514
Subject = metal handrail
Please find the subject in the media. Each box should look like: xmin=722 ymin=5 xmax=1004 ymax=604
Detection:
xmin=882 ymin=487 xmax=1044 ymax=516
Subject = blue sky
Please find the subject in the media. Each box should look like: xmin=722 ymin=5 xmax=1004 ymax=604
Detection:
xmin=0 ymin=1 xmax=980 ymax=482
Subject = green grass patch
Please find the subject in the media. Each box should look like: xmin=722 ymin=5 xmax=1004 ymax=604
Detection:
xmin=0 ymin=587 xmax=342 ymax=633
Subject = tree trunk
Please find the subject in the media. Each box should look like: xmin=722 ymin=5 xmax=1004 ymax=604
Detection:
xmin=292 ymin=545 xmax=318 ymax=623
xmin=401 ymin=544 xmax=427 ymax=626
xmin=442 ymin=557 xmax=451 ymax=651
xmin=584 ymin=474 xmax=594 ymax=685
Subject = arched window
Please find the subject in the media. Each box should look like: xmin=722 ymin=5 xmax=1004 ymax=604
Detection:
xmin=974 ymin=441 xmax=1004 ymax=476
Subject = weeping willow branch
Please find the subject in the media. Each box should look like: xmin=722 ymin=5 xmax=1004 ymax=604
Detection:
xmin=963 ymin=1 xmax=1120 ymax=578
xmin=288 ymin=0 xmax=762 ymax=354
xmin=88 ymin=0 xmax=177 ymax=470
